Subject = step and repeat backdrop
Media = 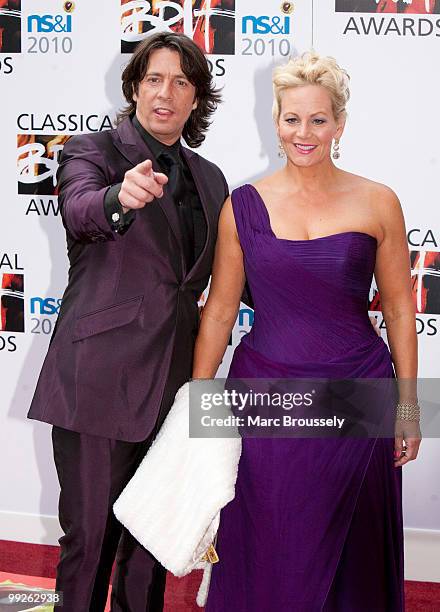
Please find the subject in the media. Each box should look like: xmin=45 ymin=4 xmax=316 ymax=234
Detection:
xmin=0 ymin=0 xmax=439 ymax=550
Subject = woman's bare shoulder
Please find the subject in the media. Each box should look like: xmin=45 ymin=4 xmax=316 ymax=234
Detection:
xmin=341 ymin=172 xmax=404 ymax=242
xmin=341 ymin=170 xmax=398 ymax=202
xmin=251 ymin=171 xmax=285 ymax=196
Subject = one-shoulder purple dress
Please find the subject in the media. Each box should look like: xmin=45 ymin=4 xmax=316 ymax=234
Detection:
xmin=204 ymin=185 xmax=404 ymax=612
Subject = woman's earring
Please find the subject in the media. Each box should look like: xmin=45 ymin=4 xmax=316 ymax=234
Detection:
xmin=278 ymin=140 xmax=286 ymax=159
xmin=332 ymin=139 xmax=340 ymax=160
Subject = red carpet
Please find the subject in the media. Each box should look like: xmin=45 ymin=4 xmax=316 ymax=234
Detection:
xmin=1 ymin=540 xmax=439 ymax=611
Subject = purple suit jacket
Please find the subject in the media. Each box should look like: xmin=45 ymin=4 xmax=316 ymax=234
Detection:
xmin=28 ymin=117 xmax=228 ymax=441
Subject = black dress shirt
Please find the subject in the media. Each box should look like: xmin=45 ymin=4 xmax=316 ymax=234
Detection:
xmin=104 ymin=115 xmax=207 ymax=272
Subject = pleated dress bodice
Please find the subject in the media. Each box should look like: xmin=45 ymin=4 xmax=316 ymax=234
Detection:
xmin=232 ymin=184 xmax=392 ymax=378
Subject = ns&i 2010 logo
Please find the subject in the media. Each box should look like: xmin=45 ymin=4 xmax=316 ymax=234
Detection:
xmin=27 ymin=1 xmax=75 ymax=33
xmin=242 ymin=2 xmax=294 ymax=36
xmin=0 ymin=1 xmax=75 ymax=69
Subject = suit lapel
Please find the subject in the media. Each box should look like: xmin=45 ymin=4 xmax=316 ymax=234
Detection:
xmin=114 ymin=118 xmax=185 ymax=273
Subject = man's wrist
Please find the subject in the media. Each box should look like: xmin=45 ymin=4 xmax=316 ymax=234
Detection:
xmin=104 ymin=183 xmax=135 ymax=234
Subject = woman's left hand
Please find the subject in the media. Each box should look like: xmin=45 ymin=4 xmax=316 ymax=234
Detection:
xmin=394 ymin=419 xmax=422 ymax=467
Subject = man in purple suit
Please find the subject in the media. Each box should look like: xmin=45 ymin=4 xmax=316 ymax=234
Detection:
xmin=28 ymin=32 xmax=228 ymax=611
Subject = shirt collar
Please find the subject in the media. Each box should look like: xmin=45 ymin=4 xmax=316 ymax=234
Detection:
xmin=131 ymin=114 xmax=181 ymax=161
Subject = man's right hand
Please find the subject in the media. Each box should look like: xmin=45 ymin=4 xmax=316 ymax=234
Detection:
xmin=119 ymin=160 xmax=168 ymax=212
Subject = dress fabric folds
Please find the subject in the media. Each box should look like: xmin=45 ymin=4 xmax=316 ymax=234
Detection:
xmin=204 ymin=184 xmax=404 ymax=612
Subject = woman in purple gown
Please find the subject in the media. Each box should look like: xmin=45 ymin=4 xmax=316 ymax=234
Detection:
xmin=192 ymin=52 xmax=421 ymax=611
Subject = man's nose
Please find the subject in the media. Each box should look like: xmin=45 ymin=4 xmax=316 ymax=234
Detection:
xmin=158 ymin=79 xmax=172 ymax=100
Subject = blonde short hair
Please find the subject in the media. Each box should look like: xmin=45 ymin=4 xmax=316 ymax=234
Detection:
xmin=272 ymin=51 xmax=350 ymax=122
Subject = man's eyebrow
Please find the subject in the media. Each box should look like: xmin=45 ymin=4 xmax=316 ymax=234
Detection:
xmin=145 ymin=71 xmax=189 ymax=79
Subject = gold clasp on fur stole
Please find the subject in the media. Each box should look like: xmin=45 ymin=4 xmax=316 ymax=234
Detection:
xmin=202 ymin=544 xmax=219 ymax=564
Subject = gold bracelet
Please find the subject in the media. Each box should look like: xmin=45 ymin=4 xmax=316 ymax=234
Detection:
xmin=396 ymin=402 xmax=421 ymax=421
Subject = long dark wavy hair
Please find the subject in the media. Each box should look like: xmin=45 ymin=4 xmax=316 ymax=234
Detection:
xmin=116 ymin=32 xmax=222 ymax=148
